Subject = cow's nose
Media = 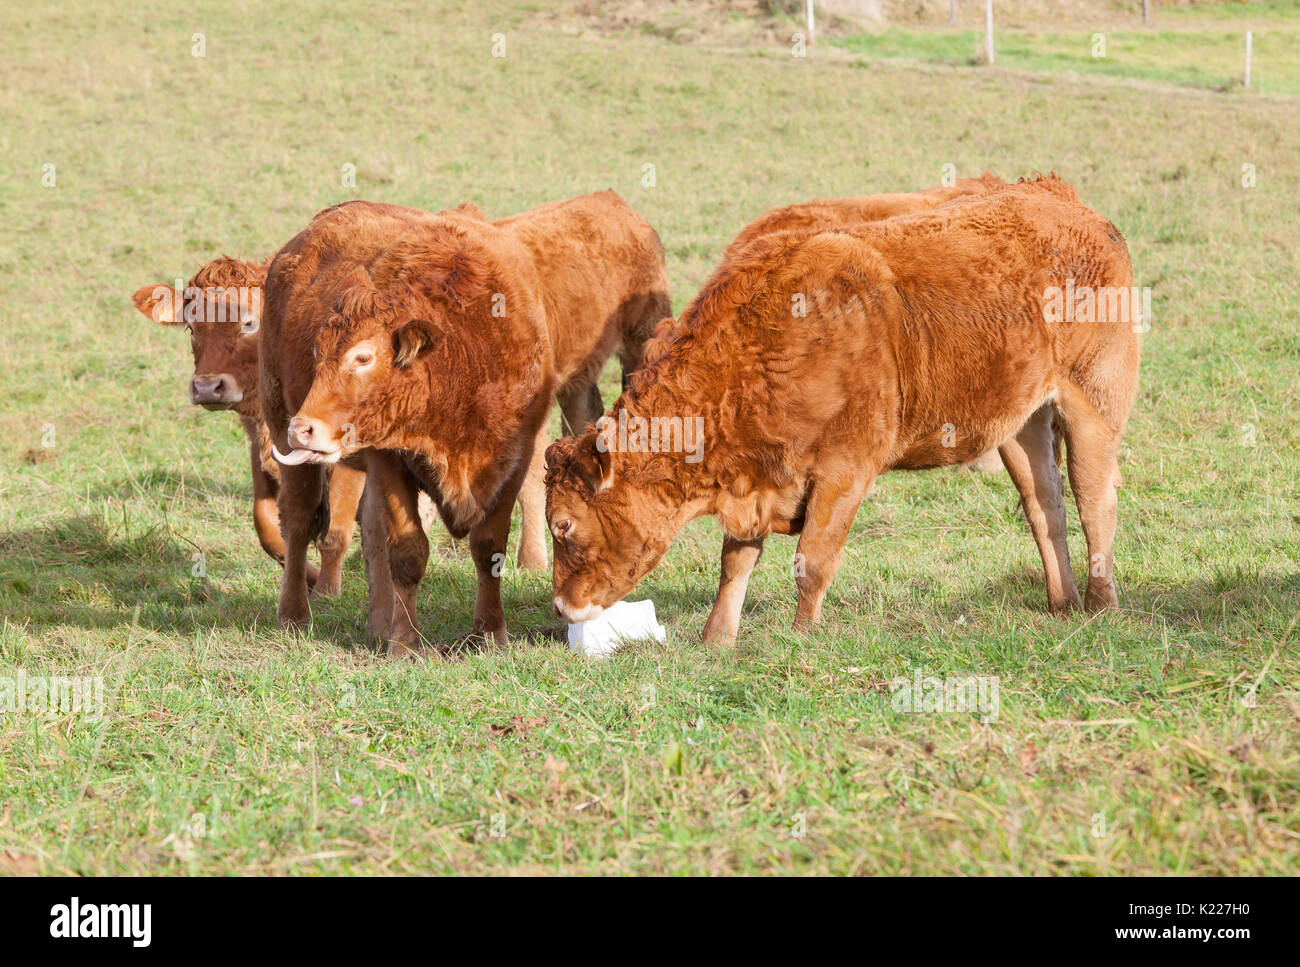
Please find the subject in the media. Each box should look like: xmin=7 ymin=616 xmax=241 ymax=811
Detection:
xmin=190 ymin=373 xmax=241 ymax=405
xmin=287 ymin=416 xmax=331 ymax=451
xmin=553 ymin=596 xmax=585 ymax=623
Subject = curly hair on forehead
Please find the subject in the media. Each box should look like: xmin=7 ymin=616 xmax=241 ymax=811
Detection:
xmin=330 ymin=275 xmax=386 ymax=321
xmin=189 ymin=255 xmax=266 ymax=290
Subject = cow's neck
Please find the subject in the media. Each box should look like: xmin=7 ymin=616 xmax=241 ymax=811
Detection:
xmin=377 ymin=369 xmax=531 ymax=534
xmin=613 ymin=342 xmax=804 ymax=541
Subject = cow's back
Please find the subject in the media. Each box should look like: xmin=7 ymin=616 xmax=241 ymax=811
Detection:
xmin=494 ymin=190 xmax=669 ymax=389
xmin=723 ymin=174 xmax=1004 ymax=262
xmin=644 ymin=178 xmax=1136 ymax=486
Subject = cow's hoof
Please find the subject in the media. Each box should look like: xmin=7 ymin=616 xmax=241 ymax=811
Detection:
xmin=385 ymin=638 xmax=428 ymax=661
xmin=1084 ymin=585 xmax=1118 ymax=612
xmin=1047 ymin=594 xmax=1082 ymax=615
xmin=311 ymin=576 xmax=342 ymax=598
xmin=277 ymin=608 xmax=310 ymax=633
xmin=701 ymin=617 xmax=738 ymax=649
xmin=444 ymin=629 xmax=504 ymax=656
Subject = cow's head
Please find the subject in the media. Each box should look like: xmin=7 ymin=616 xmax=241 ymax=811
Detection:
xmin=545 ymin=430 xmax=683 ymax=623
xmin=132 ymin=257 xmax=266 ymax=412
xmin=276 ymin=270 xmax=443 ymax=465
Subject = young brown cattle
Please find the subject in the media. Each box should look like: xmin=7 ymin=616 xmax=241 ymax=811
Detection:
xmin=262 ymin=202 xmax=554 ymax=654
xmin=263 ymin=193 xmax=669 ymax=655
xmin=131 ymin=258 xmax=364 ymax=594
xmin=546 ymin=176 xmax=1141 ymax=645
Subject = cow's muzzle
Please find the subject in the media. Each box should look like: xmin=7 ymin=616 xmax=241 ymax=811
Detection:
xmin=190 ymin=373 xmax=243 ymax=409
xmin=273 ymin=416 xmax=343 ymax=465
xmin=553 ymin=595 xmax=606 ymax=624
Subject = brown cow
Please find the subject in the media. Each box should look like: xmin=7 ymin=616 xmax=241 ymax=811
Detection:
xmin=128 ymin=191 xmax=627 ymax=586
xmin=263 ymin=192 xmax=669 ymax=655
xmin=546 ymin=176 xmax=1141 ymax=645
xmin=131 ymin=258 xmax=365 ymax=594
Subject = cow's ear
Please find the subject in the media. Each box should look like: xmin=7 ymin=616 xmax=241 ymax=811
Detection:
xmin=579 ymin=431 xmax=615 ymax=493
xmin=544 ymin=439 xmax=570 ymax=474
xmin=132 ymin=283 xmax=181 ymax=325
xmin=391 ymin=318 xmax=439 ymax=368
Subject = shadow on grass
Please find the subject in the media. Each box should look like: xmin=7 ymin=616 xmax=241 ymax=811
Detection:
xmin=0 ymin=512 xmax=569 ymax=654
xmin=5 ymin=512 xmax=1293 ymax=654
xmin=86 ymin=469 xmax=251 ymax=503
xmin=0 ymin=513 xmax=285 ymax=642
xmin=918 ymin=562 xmax=1300 ymax=636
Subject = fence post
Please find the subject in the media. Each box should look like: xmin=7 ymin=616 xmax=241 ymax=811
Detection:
xmin=806 ymin=0 xmax=815 ymax=44
xmin=950 ymin=0 xmax=958 ymax=26
xmin=1244 ymin=30 xmax=1252 ymax=89
xmin=985 ymin=0 xmax=995 ymax=65
xmin=1142 ymin=0 xmax=1150 ymax=26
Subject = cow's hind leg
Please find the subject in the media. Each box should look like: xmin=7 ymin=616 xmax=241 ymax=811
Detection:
xmin=514 ymin=424 xmax=549 ymax=572
xmin=702 ymin=536 xmax=765 ymax=647
xmin=314 ymin=463 xmax=365 ymax=598
xmin=999 ymin=403 xmax=1081 ymax=613
xmin=558 ymin=382 xmax=603 ymax=436
xmin=366 ymin=452 xmax=428 ymax=658
xmin=276 ymin=463 xmax=327 ymax=630
xmin=792 ymin=473 xmax=875 ymax=631
xmin=1057 ymin=382 xmax=1124 ymax=611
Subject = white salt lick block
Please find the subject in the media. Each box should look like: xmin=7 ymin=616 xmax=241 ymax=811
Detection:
xmin=567 ymin=600 xmax=666 ymax=657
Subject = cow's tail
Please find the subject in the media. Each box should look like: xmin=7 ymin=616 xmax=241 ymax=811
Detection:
xmin=312 ymin=472 xmax=331 ymax=545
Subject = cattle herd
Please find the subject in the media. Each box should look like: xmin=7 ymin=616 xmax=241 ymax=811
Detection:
xmin=133 ymin=173 xmax=1140 ymax=657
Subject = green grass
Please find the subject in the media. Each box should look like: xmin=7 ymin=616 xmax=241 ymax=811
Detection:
xmin=831 ymin=20 xmax=1300 ymax=96
xmin=0 ymin=0 xmax=1298 ymax=874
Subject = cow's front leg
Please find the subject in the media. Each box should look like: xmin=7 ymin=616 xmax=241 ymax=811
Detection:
xmin=250 ymin=447 xmax=322 ymax=587
xmin=702 ymin=535 xmax=765 ymax=648
xmin=314 ymin=462 xmax=365 ymax=597
xmin=466 ymin=456 xmax=529 ymax=649
xmin=276 ymin=462 xmax=326 ymax=630
xmin=557 ymin=381 xmax=603 ymax=436
xmin=359 ymin=482 xmax=396 ymax=643
xmin=514 ymin=423 xmax=549 ymax=572
xmin=791 ymin=473 xmax=874 ymax=631
xmin=367 ymin=452 xmax=427 ymax=658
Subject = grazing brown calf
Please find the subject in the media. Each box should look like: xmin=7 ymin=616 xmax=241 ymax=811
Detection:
xmin=546 ymin=176 xmax=1141 ymax=644
xmin=262 ymin=193 xmax=669 ymax=654
xmin=131 ymin=258 xmax=364 ymax=594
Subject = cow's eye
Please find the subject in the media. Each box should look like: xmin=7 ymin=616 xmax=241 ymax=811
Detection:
xmin=552 ymin=518 xmax=574 ymax=541
xmin=240 ymin=318 xmax=259 ymax=335
xmin=353 ymin=353 xmax=373 ymax=368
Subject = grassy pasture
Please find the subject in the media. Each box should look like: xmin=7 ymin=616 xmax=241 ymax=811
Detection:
xmin=0 ymin=0 xmax=1297 ymax=874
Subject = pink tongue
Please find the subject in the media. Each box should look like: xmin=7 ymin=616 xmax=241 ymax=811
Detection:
xmin=271 ymin=445 xmax=315 ymax=466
